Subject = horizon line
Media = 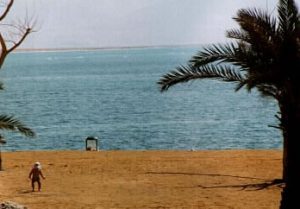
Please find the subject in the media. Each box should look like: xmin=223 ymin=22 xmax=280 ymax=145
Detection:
xmin=14 ymin=43 xmax=207 ymax=53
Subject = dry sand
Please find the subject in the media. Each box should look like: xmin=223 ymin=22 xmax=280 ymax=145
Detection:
xmin=0 ymin=150 xmax=282 ymax=209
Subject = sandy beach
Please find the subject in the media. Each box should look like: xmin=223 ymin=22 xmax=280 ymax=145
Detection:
xmin=0 ymin=150 xmax=282 ymax=209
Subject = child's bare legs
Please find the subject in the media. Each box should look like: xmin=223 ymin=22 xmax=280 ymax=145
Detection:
xmin=31 ymin=181 xmax=35 ymax=192
xmin=38 ymin=180 xmax=41 ymax=191
xmin=31 ymin=180 xmax=41 ymax=192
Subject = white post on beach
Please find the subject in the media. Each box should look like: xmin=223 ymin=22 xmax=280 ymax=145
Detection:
xmin=0 ymin=135 xmax=7 ymax=171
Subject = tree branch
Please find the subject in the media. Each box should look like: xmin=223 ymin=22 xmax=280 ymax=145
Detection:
xmin=7 ymin=27 xmax=31 ymax=53
xmin=0 ymin=29 xmax=32 ymax=69
xmin=0 ymin=13 xmax=35 ymax=69
xmin=0 ymin=0 xmax=14 ymax=21
xmin=0 ymin=32 xmax=8 ymax=68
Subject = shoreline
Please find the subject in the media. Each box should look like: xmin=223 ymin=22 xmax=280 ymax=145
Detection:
xmin=0 ymin=150 xmax=282 ymax=209
xmin=1 ymin=148 xmax=283 ymax=152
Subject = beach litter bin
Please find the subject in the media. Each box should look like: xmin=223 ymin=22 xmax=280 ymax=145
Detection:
xmin=85 ymin=136 xmax=98 ymax=151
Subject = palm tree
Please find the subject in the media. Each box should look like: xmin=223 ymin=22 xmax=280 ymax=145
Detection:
xmin=158 ymin=0 xmax=300 ymax=208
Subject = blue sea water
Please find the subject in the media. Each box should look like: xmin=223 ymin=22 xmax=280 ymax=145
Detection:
xmin=0 ymin=47 xmax=282 ymax=151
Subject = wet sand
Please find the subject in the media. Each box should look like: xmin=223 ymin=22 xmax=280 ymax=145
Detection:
xmin=0 ymin=150 xmax=282 ymax=209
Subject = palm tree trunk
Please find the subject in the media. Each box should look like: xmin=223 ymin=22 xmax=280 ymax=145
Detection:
xmin=279 ymin=101 xmax=300 ymax=209
xmin=280 ymin=131 xmax=300 ymax=208
xmin=282 ymin=131 xmax=288 ymax=181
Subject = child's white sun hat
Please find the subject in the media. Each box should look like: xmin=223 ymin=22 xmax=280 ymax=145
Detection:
xmin=34 ymin=162 xmax=41 ymax=169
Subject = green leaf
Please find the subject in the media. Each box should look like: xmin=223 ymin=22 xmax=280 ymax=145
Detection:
xmin=158 ymin=64 xmax=244 ymax=92
xmin=0 ymin=115 xmax=35 ymax=137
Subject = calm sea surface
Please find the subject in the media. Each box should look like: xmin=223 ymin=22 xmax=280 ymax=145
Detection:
xmin=0 ymin=47 xmax=282 ymax=151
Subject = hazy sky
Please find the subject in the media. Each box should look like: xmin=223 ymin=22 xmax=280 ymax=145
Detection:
xmin=5 ymin=0 xmax=280 ymax=49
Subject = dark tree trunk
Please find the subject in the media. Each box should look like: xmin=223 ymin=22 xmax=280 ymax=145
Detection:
xmin=280 ymin=128 xmax=300 ymax=208
xmin=282 ymin=129 xmax=288 ymax=181
xmin=279 ymin=96 xmax=300 ymax=209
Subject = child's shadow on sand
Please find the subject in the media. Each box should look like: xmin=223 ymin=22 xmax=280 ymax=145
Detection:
xmin=18 ymin=189 xmax=52 ymax=196
xmin=18 ymin=190 xmax=32 ymax=194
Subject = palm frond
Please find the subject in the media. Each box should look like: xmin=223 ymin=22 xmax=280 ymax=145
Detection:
xmin=235 ymin=8 xmax=277 ymax=37
xmin=234 ymin=43 xmax=279 ymax=76
xmin=234 ymin=73 xmax=278 ymax=94
xmin=235 ymin=80 xmax=247 ymax=92
xmin=158 ymin=64 xmax=245 ymax=92
xmin=234 ymin=8 xmax=279 ymax=50
xmin=256 ymin=84 xmax=279 ymax=98
xmin=278 ymin=0 xmax=300 ymax=35
xmin=190 ymin=41 xmax=273 ymax=73
xmin=241 ymin=66 xmax=283 ymax=93
xmin=0 ymin=115 xmax=35 ymax=137
xmin=0 ymin=81 xmax=4 ymax=90
xmin=190 ymin=43 xmax=239 ymax=67
xmin=226 ymin=29 xmax=250 ymax=42
xmin=229 ymin=8 xmax=283 ymax=70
